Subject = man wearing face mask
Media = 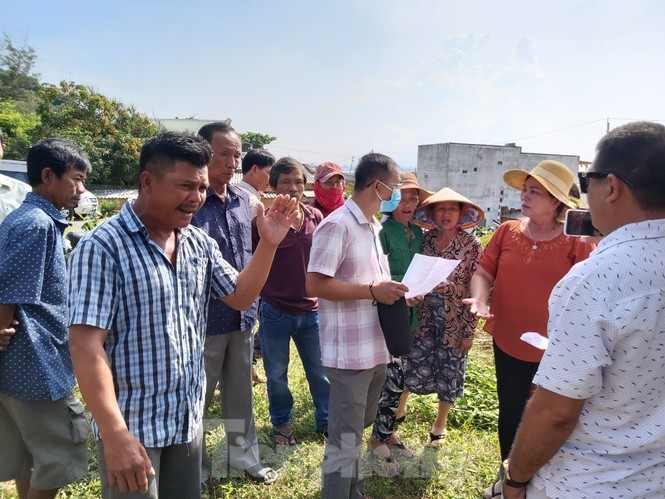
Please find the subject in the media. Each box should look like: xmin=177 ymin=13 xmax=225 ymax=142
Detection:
xmin=312 ymin=162 xmax=346 ymax=217
xmin=307 ymin=153 xmax=411 ymax=499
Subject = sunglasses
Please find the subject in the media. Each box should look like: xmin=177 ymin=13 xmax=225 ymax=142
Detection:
xmin=578 ymin=170 xmax=635 ymax=194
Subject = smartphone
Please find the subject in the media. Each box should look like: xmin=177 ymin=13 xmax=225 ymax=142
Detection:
xmin=564 ymin=209 xmax=601 ymax=237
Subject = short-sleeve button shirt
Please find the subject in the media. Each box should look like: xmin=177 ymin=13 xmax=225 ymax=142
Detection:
xmin=68 ymin=202 xmax=239 ymax=447
xmin=0 ymin=173 xmax=31 ymax=224
xmin=532 ymin=219 xmax=665 ymax=498
xmin=308 ymin=198 xmax=392 ymax=370
xmin=0 ymin=192 xmax=73 ymax=401
xmin=191 ymin=186 xmax=257 ymax=335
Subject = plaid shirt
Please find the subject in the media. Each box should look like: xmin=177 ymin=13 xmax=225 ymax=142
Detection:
xmin=68 ymin=202 xmax=238 ymax=447
xmin=307 ymin=198 xmax=392 ymax=369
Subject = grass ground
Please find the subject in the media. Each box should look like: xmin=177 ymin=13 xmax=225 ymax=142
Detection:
xmin=1 ymin=334 xmax=499 ymax=498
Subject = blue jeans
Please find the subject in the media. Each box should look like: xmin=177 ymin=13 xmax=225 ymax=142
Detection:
xmin=259 ymin=302 xmax=330 ymax=431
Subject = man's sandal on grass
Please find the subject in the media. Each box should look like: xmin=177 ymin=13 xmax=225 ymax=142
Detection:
xmin=245 ymin=464 xmax=279 ymax=485
xmin=273 ymin=427 xmax=297 ymax=446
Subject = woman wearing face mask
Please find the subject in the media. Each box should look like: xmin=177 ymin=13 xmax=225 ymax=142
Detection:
xmin=367 ymin=173 xmax=431 ymax=474
xmin=312 ymin=162 xmax=346 ymax=217
xmin=402 ymin=188 xmax=484 ymax=447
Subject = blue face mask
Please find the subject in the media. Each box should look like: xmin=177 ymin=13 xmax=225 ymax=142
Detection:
xmin=376 ymin=181 xmax=402 ymax=212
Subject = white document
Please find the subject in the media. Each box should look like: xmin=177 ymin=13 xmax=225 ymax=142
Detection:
xmin=402 ymin=254 xmax=461 ymax=299
xmin=520 ymin=332 xmax=549 ymax=350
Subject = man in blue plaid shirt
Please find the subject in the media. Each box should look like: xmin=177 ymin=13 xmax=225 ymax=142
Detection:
xmin=68 ymin=132 xmax=296 ymax=498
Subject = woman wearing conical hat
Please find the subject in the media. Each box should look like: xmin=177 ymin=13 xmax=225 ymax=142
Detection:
xmin=401 ymin=187 xmax=484 ymax=447
xmin=462 ymin=160 xmax=594 ymax=496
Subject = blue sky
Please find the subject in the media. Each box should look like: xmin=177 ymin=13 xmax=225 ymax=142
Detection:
xmin=4 ymin=0 xmax=665 ymax=169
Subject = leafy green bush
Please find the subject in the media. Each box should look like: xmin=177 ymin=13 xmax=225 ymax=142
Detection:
xmin=473 ymin=226 xmax=495 ymax=248
xmin=99 ymin=199 xmax=124 ymax=218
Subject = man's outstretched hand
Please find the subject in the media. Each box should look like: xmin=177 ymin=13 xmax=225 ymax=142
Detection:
xmin=255 ymin=195 xmax=298 ymax=246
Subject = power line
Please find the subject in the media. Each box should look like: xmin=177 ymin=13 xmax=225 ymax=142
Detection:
xmin=497 ymin=117 xmax=665 ymax=146
xmin=494 ymin=119 xmax=607 ymax=145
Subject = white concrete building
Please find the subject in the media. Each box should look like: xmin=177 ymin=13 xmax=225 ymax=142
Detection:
xmin=416 ymin=142 xmax=579 ymax=226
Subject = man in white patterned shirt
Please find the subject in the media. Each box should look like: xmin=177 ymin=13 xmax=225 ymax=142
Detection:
xmin=68 ymin=132 xmax=296 ymax=498
xmin=307 ymin=153 xmax=412 ymax=499
xmin=498 ymin=121 xmax=665 ymax=499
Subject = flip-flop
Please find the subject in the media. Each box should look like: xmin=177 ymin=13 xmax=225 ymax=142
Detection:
xmin=429 ymin=431 xmax=447 ymax=448
xmin=483 ymin=481 xmax=502 ymax=499
xmin=395 ymin=415 xmax=406 ymax=424
xmin=273 ymin=428 xmax=297 ymax=446
xmin=386 ymin=439 xmax=415 ymax=459
xmin=367 ymin=447 xmax=402 ymax=477
xmin=245 ymin=465 xmax=279 ymax=485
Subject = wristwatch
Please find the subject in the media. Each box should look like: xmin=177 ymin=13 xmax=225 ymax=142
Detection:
xmin=502 ymin=459 xmax=530 ymax=488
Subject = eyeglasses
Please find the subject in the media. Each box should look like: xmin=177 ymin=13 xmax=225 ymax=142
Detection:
xmin=578 ymin=170 xmax=635 ymax=194
xmin=367 ymin=179 xmax=403 ymax=191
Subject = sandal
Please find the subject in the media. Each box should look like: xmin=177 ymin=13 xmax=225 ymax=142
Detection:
xmin=245 ymin=464 xmax=279 ymax=485
xmin=395 ymin=415 xmax=406 ymax=424
xmin=367 ymin=446 xmax=402 ymax=477
xmin=429 ymin=431 xmax=447 ymax=448
xmin=273 ymin=427 xmax=297 ymax=446
xmin=386 ymin=439 xmax=414 ymax=459
xmin=483 ymin=480 xmax=502 ymax=499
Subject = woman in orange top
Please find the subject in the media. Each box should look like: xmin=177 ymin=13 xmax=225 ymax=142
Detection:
xmin=464 ymin=160 xmax=594 ymax=465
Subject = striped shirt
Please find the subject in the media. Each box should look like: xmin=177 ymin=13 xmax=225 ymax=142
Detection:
xmin=68 ymin=202 xmax=238 ymax=447
xmin=308 ymin=198 xmax=392 ymax=369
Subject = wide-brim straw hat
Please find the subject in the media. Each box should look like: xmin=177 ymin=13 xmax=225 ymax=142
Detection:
xmin=399 ymin=172 xmax=433 ymax=204
xmin=503 ymin=160 xmax=576 ymax=208
xmin=413 ymin=187 xmax=485 ymax=230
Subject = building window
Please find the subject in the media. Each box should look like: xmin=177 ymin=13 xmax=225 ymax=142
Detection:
xmin=498 ymin=161 xmax=503 ymax=165
xmin=473 ymin=167 xmax=478 ymax=172
xmin=424 ymin=174 xmax=428 ymax=179
xmin=462 ymin=169 xmax=467 ymax=173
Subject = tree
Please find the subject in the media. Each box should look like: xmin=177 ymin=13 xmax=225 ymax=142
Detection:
xmin=0 ymin=99 xmax=39 ymax=159
xmin=0 ymin=34 xmax=40 ymax=113
xmin=33 ymin=81 xmax=158 ymax=185
xmin=241 ymin=131 xmax=277 ymax=151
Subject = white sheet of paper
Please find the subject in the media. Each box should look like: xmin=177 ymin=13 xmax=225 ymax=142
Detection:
xmin=520 ymin=332 xmax=549 ymax=350
xmin=402 ymin=254 xmax=461 ymax=299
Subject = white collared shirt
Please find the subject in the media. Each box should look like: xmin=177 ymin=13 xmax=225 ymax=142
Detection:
xmin=0 ymin=173 xmax=30 ymax=225
xmin=533 ymin=219 xmax=665 ymax=498
xmin=236 ymin=180 xmax=261 ymax=218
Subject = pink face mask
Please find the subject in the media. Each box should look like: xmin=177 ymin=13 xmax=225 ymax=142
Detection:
xmin=314 ymin=181 xmax=345 ymax=212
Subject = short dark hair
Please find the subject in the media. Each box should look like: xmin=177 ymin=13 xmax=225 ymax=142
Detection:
xmin=139 ymin=132 xmax=212 ymax=178
xmin=269 ymin=157 xmax=305 ymax=189
xmin=593 ymin=121 xmax=665 ymax=210
xmin=198 ymin=122 xmax=240 ymax=144
xmin=242 ymin=149 xmax=275 ymax=174
xmin=26 ymin=138 xmax=91 ymax=187
xmin=353 ymin=153 xmax=399 ymax=192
